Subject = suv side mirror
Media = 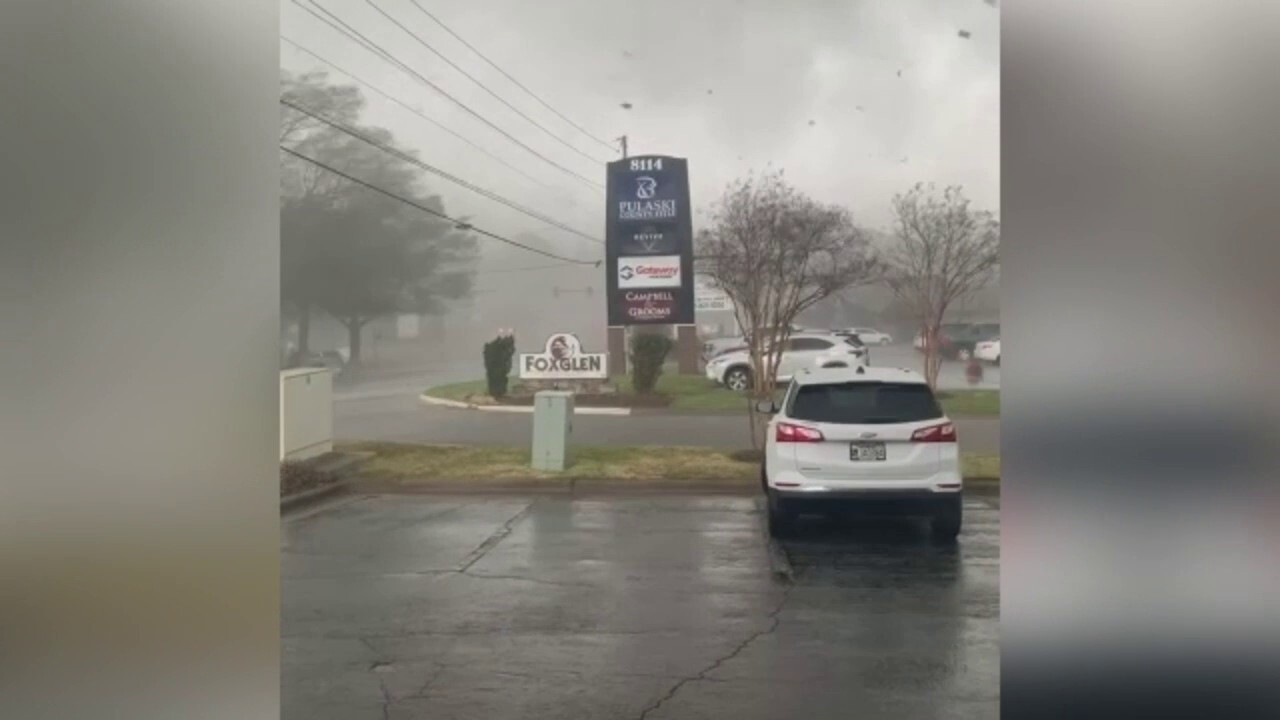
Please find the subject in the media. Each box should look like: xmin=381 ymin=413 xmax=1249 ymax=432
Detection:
xmin=754 ymin=399 xmax=777 ymax=414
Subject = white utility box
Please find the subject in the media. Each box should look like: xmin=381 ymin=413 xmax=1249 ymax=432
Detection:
xmin=280 ymin=367 xmax=332 ymax=462
xmin=531 ymin=390 xmax=574 ymax=472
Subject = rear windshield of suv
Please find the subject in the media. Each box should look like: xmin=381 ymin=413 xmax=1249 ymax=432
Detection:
xmin=787 ymin=382 xmax=943 ymax=424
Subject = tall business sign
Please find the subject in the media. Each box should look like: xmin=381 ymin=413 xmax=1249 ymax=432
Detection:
xmin=605 ymin=156 xmax=695 ymax=326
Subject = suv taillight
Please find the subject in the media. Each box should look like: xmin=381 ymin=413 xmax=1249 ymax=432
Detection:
xmin=776 ymin=422 xmax=824 ymax=443
xmin=911 ymin=422 xmax=957 ymax=443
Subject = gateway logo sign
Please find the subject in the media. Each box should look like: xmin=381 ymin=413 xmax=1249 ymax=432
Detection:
xmin=617 ymin=255 xmax=681 ymax=288
xmin=519 ymin=333 xmax=607 ymax=380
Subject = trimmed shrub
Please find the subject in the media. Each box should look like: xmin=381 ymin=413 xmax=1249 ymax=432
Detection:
xmin=483 ymin=334 xmax=516 ymax=397
xmin=630 ymin=333 xmax=674 ymax=395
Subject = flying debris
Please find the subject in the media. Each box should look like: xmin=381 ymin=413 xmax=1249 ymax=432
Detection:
xmin=856 ymin=106 xmax=864 ymax=112
xmin=706 ymin=89 xmax=713 ymax=95
xmin=958 ymin=29 xmax=972 ymax=39
xmin=897 ymin=69 xmax=902 ymax=77
xmin=620 ymin=102 xmax=633 ymax=110
xmin=808 ymin=119 xmax=816 ymax=126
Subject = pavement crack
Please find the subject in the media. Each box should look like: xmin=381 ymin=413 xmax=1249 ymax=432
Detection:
xmin=455 ymin=502 xmax=534 ymax=573
xmin=460 ymin=572 xmax=594 ymax=588
xmin=378 ymin=678 xmax=393 ymax=720
xmin=636 ymin=586 xmax=793 ymax=720
xmin=406 ymin=662 xmax=448 ymax=700
xmin=358 ymin=636 xmax=382 ymax=657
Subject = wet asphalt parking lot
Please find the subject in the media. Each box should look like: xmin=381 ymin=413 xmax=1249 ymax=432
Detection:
xmin=283 ymin=491 xmax=999 ymax=719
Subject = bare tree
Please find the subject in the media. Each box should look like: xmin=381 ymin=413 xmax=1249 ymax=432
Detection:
xmin=697 ymin=170 xmax=880 ymax=447
xmin=885 ymin=183 xmax=1000 ymax=388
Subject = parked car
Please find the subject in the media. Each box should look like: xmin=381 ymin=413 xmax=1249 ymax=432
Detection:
xmin=913 ymin=323 xmax=999 ymax=361
xmin=913 ymin=323 xmax=972 ymax=351
xmin=757 ymin=365 xmax=962 ymax=541
xmin=702 ymin=324 xmax=815 ymax=364
xmin=702 ymin=336 xmax=747 ymax=363
xmin=950 ymin=324 xmax=999 ymax=361
xmin=705 ymin=333 xmax=868 ymax=391
xmin=293 ymin=350 xmax=348 ymax=374
xmin=974 ymin=337 xmax=1000 ymax=365
xmin=836 ymin=327 xmax=893 ymax=345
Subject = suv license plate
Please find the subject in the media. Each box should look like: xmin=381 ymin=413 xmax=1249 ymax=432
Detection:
xmin=849 ymin=442 xmax=887 ymax=462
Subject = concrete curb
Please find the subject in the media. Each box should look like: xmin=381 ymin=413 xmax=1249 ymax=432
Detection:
xmin=356 ymin=480 xmax=574 ymax=495
xmin=355 ymin=480 xmax=757 ymax=496
xmin=418 ymin=393 xmax=633 ymax=416
xmin=280 ymin=451 xmax=372 ymax=511
xmin=352 ymin=476 xmax=999 ymax=496
xmin=420 ymin=393 xmax=996 ymax=420
xmin=964 ymin=478 xmax=1000 ymax=496
xmin=280 ymin=478 xmax=352 ymax=510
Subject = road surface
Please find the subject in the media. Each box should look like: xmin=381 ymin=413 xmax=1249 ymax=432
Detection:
xmin=283 ymin=492 xmax=999 ymax=718
xmin=332 ymin=345 xmax=1000 ymax=454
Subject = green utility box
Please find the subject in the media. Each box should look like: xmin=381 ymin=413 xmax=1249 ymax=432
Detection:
xmin=531 ymin=390 xmax=574 ymax=472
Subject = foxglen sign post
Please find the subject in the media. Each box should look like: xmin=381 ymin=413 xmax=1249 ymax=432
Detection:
xmin=519 ymin=333 xmax=608 ymax=381
xmin=604 ymin=155 xmax=699 ymax=374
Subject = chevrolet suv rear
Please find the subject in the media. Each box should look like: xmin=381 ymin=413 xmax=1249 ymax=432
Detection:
xmin=759 ymin=366 xmax=963 ymax=541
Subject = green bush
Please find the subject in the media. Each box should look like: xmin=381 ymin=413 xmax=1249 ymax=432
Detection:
xmin=630 ymin=332 xmax=674 ymax=395
xmin=482 ymin=334 xmax=516 ymax=397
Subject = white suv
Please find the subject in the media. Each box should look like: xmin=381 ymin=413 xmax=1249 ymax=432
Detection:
xmin=705 ymin=334 xmax=869 ymax=391
xmin=758 ymin=365 xmax=963 ymax=541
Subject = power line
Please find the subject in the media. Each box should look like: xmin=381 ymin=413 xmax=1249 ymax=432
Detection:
xmin=280 ymin=98 xmax=603 ymax=245
xmin=474 ymin=262 xmax=589 ymax=275
xmin=293 ymin=0 xmax=599 ymax=191
xmin=299 ymin=0 xmax=604 ymax=192
xmin=407 ymin=0 xmax=618 ymax=155
xmin=365 ymin=0 xmax=608 ymax=165
xmin=282 ymin=35 xmax=551 ymax=192
xmin=279 ymin=145 xmax=601 ymax=266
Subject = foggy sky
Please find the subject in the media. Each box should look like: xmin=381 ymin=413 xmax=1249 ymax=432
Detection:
xmin=280 ymin=0 xmax=998 ymax=337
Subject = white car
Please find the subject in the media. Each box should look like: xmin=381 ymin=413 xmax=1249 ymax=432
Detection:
xmin=757 ymin=365 xmax=963 ymax=541
xmin=839 ymin=327 xmax=893 ymax=345
xmin=702 ymin=336 xmax=747 ymax=363
xmin=974 ymin=337 xmax=1000 ymax=365
xmin=705 ymin=334 xmax=869 ymax=391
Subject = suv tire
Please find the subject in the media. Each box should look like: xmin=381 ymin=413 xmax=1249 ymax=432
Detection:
xmin=725 ymin=366 xmax=752 ymax=392
xmin=931 ymin=495 xmax=963 ymax=543
xmin=766 ymin=490 xmax=796 ymax=538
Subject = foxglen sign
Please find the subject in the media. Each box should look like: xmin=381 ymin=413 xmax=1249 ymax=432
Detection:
xmin=605 ymin=155 xmax=695 ymax=326
xmin=519 ymin=333 xmax=608 ymax=380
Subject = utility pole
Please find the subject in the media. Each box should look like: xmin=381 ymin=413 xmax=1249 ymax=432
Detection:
xmin=617 ymin=135 xmax=628 ymax=158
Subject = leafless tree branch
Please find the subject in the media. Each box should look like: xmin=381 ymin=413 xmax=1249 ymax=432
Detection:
xmin=696 ymin=170 xmax=883 ymax=447
xmin=885 ymin=183 xmax=999 ymax=387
